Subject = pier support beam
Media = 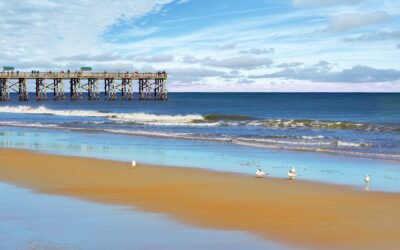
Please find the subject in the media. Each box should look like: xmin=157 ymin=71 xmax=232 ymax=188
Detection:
xmin=139 ymin=79 xmax=144 ymax=100
xmin=104 ymin=78 xmax=116 ymax=100
xmin=53 ymin=78 xmax=65 ymax=100
xmin=88 ymin=78 xmax=99 ymax=100
xmin=0 ymin=78 xmax=10 ymax=101
xmin=70 ymin=78 xmax=82 ymax=100
xmin=153 ymin=78 xmax=167 ymax=100
xmin=161 ymin=79 xmax=168 ymax=100
xmin=18 ymin=78 xmax=29 ymax=101
xmin=35 ymin=78 xmax=47 ymax=100
xmin=121 ymin=78 xmax=133 ymax=100
xmin=139 ymin=78 xmax=152 ymax=100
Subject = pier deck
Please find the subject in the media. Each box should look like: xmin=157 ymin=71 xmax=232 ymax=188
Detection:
xmin=0 ymin=71 xmax=167 ymax=101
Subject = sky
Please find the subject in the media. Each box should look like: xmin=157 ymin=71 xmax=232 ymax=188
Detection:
xmin=0 ymin=0 xmax=399 ymax=92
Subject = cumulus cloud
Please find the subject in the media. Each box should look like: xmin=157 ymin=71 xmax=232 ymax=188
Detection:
xmin=0 ymin=0 xmax=174 ymax=60
xmin=55 ymin=53 xmax=123 ymax=62
xmin=203 ymin=56 xmax=273 ymax=70
xmin=181 ymin=56 xmax=198 ymax=64
xmin=237 ymin=78 xmax=255 ymax=84
xmin=83 ymin=63 xmax=136 ymax=72
xmin=329 ymin=11 xmax=390 ymax=31
xmin=167 ymin=67 xmax=227 ymax=83
xmin=3 ymin=59 xmax=60 ymax=70
xmin=250 ymin=64 xmax=400 ymax=83
xmin=181 ymin=55 xmax=273 ymax=70
xmin=216 ymin=43 xmax=236 ymax=50
xmin=276 ymin=62 xmax=303 ymax=68
xmin=106 ymin=26 xmax=160 ymax=41
xmin=293 ymin=0 xmax=362 ymax=8
xmin=136 ymin=54 xmax=175 ymax=62
xmin=239 ymin=48 xmax=275 ymax=55
xmin=344 ymin=30 xmax=400 ymax=42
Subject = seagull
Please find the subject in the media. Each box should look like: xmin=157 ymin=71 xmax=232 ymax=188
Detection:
xmin=288 ymin=167 xmax=297 ymax=180
xmin=256 ymin=168 xmax=267 ymax=178
xmin=364 ymin=175 xmax=370 ymax=184
xmin=130 ymin=161 xmax=136 ymax=169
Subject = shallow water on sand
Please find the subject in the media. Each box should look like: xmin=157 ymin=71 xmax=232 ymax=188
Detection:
xmin=0 ymin=182 xmax=292 ymax=250
xmin=0 ymin=126 xmax=399 ymax=192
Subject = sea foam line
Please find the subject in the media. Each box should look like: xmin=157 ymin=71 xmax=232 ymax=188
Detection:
xmin=1 ymin=105 xmax=399 ymax=132
xmin=0 ymin=106 xmax=205 ymax=126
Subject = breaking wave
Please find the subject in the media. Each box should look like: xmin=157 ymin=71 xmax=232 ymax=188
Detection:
xmin=0 ymin=105 xmax=399 ymax=132
xmin=0 ymin=106 xmax=204 ymax=126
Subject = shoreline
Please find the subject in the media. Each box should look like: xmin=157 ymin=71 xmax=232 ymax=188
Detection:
xmin=0 ymin=148 xmax=399 ymax=249
xmin=1 ymin=123 xmax=399 ymax=164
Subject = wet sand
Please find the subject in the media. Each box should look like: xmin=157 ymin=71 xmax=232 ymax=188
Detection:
xmin=0 ymin=148 xmax=399 ymax=249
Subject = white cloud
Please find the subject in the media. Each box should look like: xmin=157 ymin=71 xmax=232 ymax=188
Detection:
xmin=0 ymin=0 xmax=174 ymax=60
xmin=344 ymin=30 xmax=400 ymax=42
xmin=183 ymin=56 xmax=273 ymax=70
xmin=329 ymin=11 xmax=390 ymax=31
xmin=167 ymin=67 xmax=227 ymax=83
xmin=216 ymin=43 xmax=237 ymax=50
xmin=204 ymin=56 xmax=273 ymax=69
xmin=136 ymin=55 xmax=175 ymax=62
xmin=239 ymin=48 xmax=275 ymax=55
xmin=250 ymin=64 xmax=400 ymax=83
xmin=55 ymin=53 xmax=124 ymax=62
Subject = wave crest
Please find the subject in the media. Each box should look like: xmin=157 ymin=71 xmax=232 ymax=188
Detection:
xmin=0 ymin=106 xmax=399 ymax=132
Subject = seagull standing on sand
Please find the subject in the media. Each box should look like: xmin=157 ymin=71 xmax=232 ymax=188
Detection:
xmin=288 ymin=167 xmax=297 ymax=180
xmin=131 ymin=161 xmax=136 ymax=169
xmin=364 ymin=175 xmax=370 ymax=184
xmin=256 ymin=168 xmax=267 ymax=178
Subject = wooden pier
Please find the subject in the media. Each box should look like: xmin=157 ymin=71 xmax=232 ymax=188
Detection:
xmin=0 ymin=71 xmax=167 ymax=101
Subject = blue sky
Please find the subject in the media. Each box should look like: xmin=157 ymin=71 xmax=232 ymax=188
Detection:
xmin=0 ymin=0 xmax=399 ymax=92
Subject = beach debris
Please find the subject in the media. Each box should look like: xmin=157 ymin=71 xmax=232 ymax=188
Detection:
xmin=130 ymin=161 xmax=136 ymax=169
xmin=255 ymin=168 xmax=267 ymax=178
xmin=364 ymin=175 xmax=370 ymax=184
xmin=288 ymin=167 xmax=297 ymax=180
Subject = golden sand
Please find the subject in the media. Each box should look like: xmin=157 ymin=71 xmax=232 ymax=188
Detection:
xmin=0 ymin=149 xmax=399 ymax=249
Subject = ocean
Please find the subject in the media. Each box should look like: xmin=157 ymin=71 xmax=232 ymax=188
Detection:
xmin=0 ymin=93 xmax=399 ymax=191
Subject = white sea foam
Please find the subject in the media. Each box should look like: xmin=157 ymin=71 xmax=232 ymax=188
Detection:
xmin=335 ymin=140 xmax=372 ymax=148
xmin=0 ymin=121 xmax=60 ymax=129
xmin=0 ymin=106 xmax=205 ymax=126
xmin=300 ymin=135 xmax=325 ymax=140
xmin=235 ymin=137 xmax=334 ymax=146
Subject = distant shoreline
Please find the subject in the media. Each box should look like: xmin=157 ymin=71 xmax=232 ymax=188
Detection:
xmin=0 ymin=148 xmax=399 ymax=249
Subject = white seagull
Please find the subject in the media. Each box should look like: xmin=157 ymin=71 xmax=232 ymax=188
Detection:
xmin=364 ymin=175 xmax=370 ymax=184
xmin=131 ymin=161 xmax=136 ymax=169
xmin=288 ymin=167 xmax=297 ymax=180
xmin=256 ymin=168 xmax=267 ymax=178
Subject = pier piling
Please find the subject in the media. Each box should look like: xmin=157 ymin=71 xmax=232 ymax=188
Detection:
xmin=18 ymin=78 xmax=29 ymax=101
xmin=0 ymin=78 xmax=10 ymax=101
xmin=35 ymin=78 xmax=48 ymax=100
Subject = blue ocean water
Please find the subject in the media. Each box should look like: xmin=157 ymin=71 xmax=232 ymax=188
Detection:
xmin=0 ymin=93 xmax=399 ymax=191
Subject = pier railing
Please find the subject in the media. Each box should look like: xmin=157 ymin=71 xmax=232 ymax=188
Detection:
xmin=0 ymin=72 xmax=167 ymax=80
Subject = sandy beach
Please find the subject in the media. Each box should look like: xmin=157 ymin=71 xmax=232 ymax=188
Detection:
xmin=0 ymin=148 xmax=399 ymax=249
